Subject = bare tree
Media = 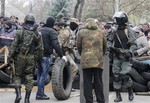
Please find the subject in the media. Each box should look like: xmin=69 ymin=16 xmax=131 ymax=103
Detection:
xmin=1 ymin=0 xmax=5 ymax=16
xmin=78 ymin=0 xmax=85 ymax=21
xmin=73 ymin=0 xmax=81 ymax=18
xmin=73 ymin=0 xmax=85 ymax=20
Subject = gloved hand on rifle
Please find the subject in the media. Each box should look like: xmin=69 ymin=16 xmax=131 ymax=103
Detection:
xmin=109 ymin=47 xmax=119 ymax=54
xmin=124 ymin=51 xmax=132 ymax=60
xmin=62 ymin=56 xmax=68 ymax=63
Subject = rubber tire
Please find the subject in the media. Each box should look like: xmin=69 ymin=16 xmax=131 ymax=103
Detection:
xmin=0 ymin=70 xmax=10 ymax=83
xmin=141 ymin=72 xmax=150 ymax=81
xmin=132 ymin=81 xmax=148 ymax=92
xmin=131 ymin=59 xmax=148 ymax=73
xmin=147 ymin=81 xmax=150 ymax=91
xmin=51 ymin=58 xmax=73 ymax=100
xmin=129 ymin=68 xmax=147 ymax=85
xmin=0 ymin=54 xmax=4 ymax=63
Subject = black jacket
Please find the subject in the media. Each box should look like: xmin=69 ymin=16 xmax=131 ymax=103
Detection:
xmin=40 ymin=27 xmax=63 ymax=57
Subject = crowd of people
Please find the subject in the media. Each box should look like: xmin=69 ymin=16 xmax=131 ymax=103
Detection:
xmin=1 ymin=11 xmax=150 ymax=103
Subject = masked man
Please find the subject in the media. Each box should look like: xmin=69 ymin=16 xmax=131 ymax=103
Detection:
xmin=109 ymin=11 xmax=137 ymax=102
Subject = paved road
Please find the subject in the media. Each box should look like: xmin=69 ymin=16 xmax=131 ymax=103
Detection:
xmin=0 ymin=83 xmax=150 ymax=103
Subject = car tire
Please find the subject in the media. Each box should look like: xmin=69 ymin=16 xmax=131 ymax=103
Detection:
xmin=51 ymin=58 xmax=73 ymax=100
xmin=129 ymin=68 xmax=147 ymax=85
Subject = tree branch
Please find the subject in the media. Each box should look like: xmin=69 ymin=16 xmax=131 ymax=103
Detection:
xmin=127 ymin=0 xmax=147 ymax=14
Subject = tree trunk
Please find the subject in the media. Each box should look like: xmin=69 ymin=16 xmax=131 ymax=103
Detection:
xmin=78 ymin=0 xmax=85 ymax=21
xmin=73 ymin=0 xmax=81 ymax=18
xmin=1 ymin=0 xmax=5 ymax=16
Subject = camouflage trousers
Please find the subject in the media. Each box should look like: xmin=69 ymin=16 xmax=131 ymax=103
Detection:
xmin=65 ymin=51 xmax=78 ymax=80
xmin=112 ymin=57 xmax=132 ymax=90
xmin=13 ymin=54 xmax=35 ymax=91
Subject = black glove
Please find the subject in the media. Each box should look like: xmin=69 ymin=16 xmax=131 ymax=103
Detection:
xmin=125 ymin=51 xmax=132 ymax=60
xmin=109 ymin=47 xmax=116 ymax=53
xmin=133 ymin=51 xmax=138 ymax=56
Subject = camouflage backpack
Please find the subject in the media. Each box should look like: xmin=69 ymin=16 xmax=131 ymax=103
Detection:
xmin=18 ymin=28 xmax=43 ymax=61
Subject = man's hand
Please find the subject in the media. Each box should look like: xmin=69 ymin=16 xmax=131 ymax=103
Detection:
xmin=133 ymin=51 xmax=138 ymax=56
xmin=125 ymin=51 xmax=132 ymax=60
xmin=109 ymin=47 xmax=117 ymax=53
xmin=62 ymin=56 xmax=68 ymax=63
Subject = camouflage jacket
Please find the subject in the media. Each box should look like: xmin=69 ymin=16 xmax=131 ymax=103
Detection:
xmin=77 ymin=19 xmax=107 ymax=69
xmin=10 ymin=25 xmax=44 ymax=62
xmin=58 ymin=27 xmax=75 ymax=49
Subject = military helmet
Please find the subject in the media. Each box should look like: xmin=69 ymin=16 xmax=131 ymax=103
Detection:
xmin=24 ymin=13 xmax=35 ymax=22
xmin=113 ymin=11 xmax=128 ymax=23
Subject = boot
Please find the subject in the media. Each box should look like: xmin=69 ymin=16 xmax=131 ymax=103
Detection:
xmin=14 ymin=88 xmax=22 ymax=103
xmin=114 ymin=90 xmax=122 ymax=102
xmin=24 ymin=91 xmax=31 ymax=103
xmin=128 ymin=87 xmax=134 ymax=101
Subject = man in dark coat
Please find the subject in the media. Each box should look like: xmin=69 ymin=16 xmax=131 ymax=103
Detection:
xmin=36 ymin=17 xmax=67 ymax=100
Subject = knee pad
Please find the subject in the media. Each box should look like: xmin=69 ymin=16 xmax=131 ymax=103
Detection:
xmin=122 ymin=75 xmax=130 ymax=83
xmin=113 ymin=74 xmax=121 ymax=82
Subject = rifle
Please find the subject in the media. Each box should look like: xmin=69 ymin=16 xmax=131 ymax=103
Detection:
xmin=109 ymin=47 xmax=125 ymax=55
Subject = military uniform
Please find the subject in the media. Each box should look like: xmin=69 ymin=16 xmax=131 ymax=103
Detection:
xmin=58 ymin=26 xmax=78 ymax=79
xmin=109 ymin=11 xmax=137 ymax=102
xmin=9 ymin=14 xmax=43 ymax=103
xmin=77 ymin=19 xmax=107 ymax=103
xmin=109 ymin=26 xmax=137 ymax=90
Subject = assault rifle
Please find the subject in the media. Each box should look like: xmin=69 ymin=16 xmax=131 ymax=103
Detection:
xmin=109 ymin=47 xmax=132 ymax=60
xmin=109 ymin=47 xmax=125 ymax=55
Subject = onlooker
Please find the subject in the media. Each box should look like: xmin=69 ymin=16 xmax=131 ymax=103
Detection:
xmin=142 ymin=23 xmax=150 ymax=36
xmin=3 ymin=20 xmax=16 ymax=37
xmin=0 ymin=16 xmax=4 ymax=35
xmin=77 ymin=18 xmax=107 ymax=103
xmin=38 ymin=21 xmax=45 ymax=30
xmin=132 ymin=26 xmax=149 ymax=56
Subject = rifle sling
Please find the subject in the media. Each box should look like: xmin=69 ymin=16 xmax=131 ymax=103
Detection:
xmin=115 ymin=29 xmax=129 ymax=51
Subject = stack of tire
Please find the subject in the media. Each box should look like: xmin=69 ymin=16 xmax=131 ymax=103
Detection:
xmin=130 ymin=59 xmax=150 ymax=92
xmin=0 ymin=54 xmax=51 ymax=87
xmin=0 ymin=54 xmax=11 ymax=85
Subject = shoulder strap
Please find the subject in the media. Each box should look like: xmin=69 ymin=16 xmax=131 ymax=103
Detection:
xmin=115 ymin=32 xmax=125 ymax=50
xmin=125 ymin=28 xmax=129 ymax=39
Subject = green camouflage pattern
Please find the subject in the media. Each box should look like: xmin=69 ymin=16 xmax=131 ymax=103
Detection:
xmin=10 ymin=28 xmax=43 ymax=91
xmin=10 ymin=29 xmax=44 ymax=62
xmin=58 ymin=27 xmax=78 ymax=78
xmin=58 ymin=27 xmax=75 ymax=49
xmin=14 ymin=54 xmax=35 ymax=91
xmin=77 ymin=19 xmax=107 ymax=69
